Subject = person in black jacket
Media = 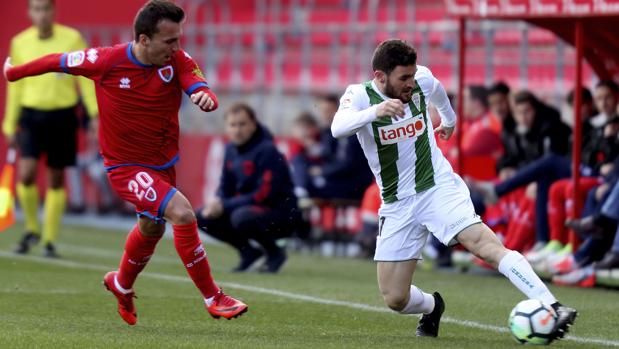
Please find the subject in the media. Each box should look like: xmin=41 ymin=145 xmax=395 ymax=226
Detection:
xmin=292 ymin=94 xmax=373 ymax=202
xmin=474 ymin=87 xmax=619 ymax=244
xmin=196 ymin=103 xmax=301 ymax=273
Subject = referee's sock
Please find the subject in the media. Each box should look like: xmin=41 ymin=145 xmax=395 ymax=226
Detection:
xmin=42 ymin=188 xmax=66 ymax=244
xmin=16 ymin=183 xmax=40 ymax=235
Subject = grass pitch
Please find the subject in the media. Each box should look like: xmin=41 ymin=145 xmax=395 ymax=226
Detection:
xmin=1 ymin=223 xmax=618 ymax=348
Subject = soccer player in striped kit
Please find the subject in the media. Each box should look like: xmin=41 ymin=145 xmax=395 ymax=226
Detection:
xmin=4 ymin=0 xmax=247 ymax=325
xmin=331 ymin=39 xmax=576 ymax=341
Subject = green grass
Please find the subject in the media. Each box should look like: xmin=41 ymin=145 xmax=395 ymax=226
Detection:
xmin=1 ymin=223 xmax=618 ymax=348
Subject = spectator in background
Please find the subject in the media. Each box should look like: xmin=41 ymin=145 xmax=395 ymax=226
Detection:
xmin=461 ymin=85 xmax=503 ymax=158
xmin=4 ymin=0 xmax=98 ymax=257
xmin=471 ymin=90 xmax=572 ymax=248
xmin=488 ymin=81 xmax=516 ymax=180
xmin=289 ymin=111 xmax=322 ymax=207
xmin=488 ymin=81 xmax=516 ymax=134
xmin=293 ymin=94 xmax=372 ymax=202
xmin=196 ymin=103 xmax=302 ymax=273
xmin=438 ymin=85 xmax=503 ymax=173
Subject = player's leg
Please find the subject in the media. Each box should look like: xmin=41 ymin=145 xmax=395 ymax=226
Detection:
xmin=14 ymin=157 xmax=41 ymax=254
xmin=456 ymin=223 xmax=577 ymax=340
xmin=41 ymin=107 xmax=78 ymax=257
xmin=104 ymin=216 xmax=164 ymax=325
xmin=40 ymin=167 xmax=66 ymax=257
xmin=165 ymin=190 xmax=248 ymax=319
xmin=14 ymin=108 xmax=43 ymax=254
xmin=375 ymin=198 xmax=444 ymax=337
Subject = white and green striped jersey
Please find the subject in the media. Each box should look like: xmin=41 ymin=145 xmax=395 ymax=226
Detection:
xmin=331 ymin=65 xmax=457 ymax=204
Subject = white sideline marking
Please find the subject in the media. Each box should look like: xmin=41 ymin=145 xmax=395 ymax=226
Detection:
xmin=1 ymin=251 xmax=618 ymax=347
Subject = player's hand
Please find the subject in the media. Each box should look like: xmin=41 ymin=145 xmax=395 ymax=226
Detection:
xmin=435 ymin=124 xmax=455 ymax=140
xmin=201 ymin=199 xmax=224 ymax=219
xmin=376 ymin=99 xmax=406 ymax=120
xmin=5 ymin=134 xmax=16 ymax=148
xmin=190 ymin=91 xmax=215 ymax=111
xmin=3 ymin=57 xmax=12 ymax=80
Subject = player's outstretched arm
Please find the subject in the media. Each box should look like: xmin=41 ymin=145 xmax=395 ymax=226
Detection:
xmin=3 ymin=53 xmax=66 ymax=82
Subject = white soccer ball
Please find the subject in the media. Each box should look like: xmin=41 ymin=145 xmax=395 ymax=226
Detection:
xmin=508 ymin=299 xmax=557 ymax=345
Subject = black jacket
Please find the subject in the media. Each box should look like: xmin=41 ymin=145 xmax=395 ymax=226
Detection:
xmin=217 ymin=124 xmax=297 ymax=213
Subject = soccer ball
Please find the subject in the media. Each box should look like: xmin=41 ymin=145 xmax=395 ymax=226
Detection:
xmin=508 ymin=299 xmax=557 ymax=345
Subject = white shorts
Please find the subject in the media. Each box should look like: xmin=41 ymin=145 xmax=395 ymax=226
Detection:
xmin=374 ymin=173 xmax=481 ymax=262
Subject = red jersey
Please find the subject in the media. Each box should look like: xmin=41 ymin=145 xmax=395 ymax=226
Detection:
xmin=6 ymin=42 xmax=217 ymax=168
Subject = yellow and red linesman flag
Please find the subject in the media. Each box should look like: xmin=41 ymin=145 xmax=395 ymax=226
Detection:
xmin=0 ymin=148 xmax=16 ymax=232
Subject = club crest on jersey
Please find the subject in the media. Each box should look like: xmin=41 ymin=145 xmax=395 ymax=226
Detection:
xmin=377 ymin=114 xmax=426 ymax=145
xmin=158 ymin=65 xmax=174 ymax=83
xmin=412 ymin=93 xmax=421 ymax=111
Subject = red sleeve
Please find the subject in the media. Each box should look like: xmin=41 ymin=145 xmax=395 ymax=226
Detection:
xmin=6 ymin=47 xmax=109 ymax=82
xmin=176 ymin=50 xmax=218 ymax=111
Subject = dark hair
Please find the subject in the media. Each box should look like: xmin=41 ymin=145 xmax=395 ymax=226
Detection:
xmin=294 ymin=112 xmax=319 ymax=128
xmin=468 ymin=85 xmax=489 ymax=108
xmin=28 ymin=0 xmax=54 ymax=7
xmin=318 ymin=94 xmax=339 ymax=106
xmin=224 ymin=102 xmax=257 ymax=122
xmin=371 ymin=39 xmax=417 ymax=75
xmin=489 ymin=81 xmax=510 ymax=96
xmin=567 ymin=87 xmax=593 ymax=106
xmin=134 ymin=0 xmax=185 ymax=42
xmin=596 ymin=80 xmax=619 ymax=94
xmin=513 ymin=90 xmax=540 ymax=107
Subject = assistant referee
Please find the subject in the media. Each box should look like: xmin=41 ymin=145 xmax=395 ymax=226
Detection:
xmin=3 ymin=0 xmax=98 ymax=257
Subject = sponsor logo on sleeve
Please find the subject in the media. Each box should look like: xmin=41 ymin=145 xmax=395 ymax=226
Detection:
xmin=86 ymin=48 xmax=98 ymax=63
xmin=157 ymin=65 xmax=174 ymax=83
xmin=192 ymin=66 xmax=205 ymax=79
xmin=377 ymin=114 xmax=426 ymax=145
xmin=67 ymin=51 xmax=85 ymax=67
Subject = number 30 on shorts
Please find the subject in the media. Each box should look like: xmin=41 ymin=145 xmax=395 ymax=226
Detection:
xmin=128 ymin=172 xmax=157 ymax=202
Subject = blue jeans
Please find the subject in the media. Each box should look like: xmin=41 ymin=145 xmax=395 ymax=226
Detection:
xmin=495 ymin=154 xmax=572 ymax=243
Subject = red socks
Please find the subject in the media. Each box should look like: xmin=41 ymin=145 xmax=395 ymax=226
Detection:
xmin=117 ymin=225 xmax=162 ymax=289
xmin=173 ymin=221 xmax=219 ymax=299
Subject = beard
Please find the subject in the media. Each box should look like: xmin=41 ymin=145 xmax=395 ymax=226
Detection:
xmin=384 ymin=81 xmax=413 ymax=103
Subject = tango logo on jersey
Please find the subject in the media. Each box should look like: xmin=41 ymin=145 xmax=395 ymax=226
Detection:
xmin=158 ymin=65 xmax=174 ymax=83
xmin=86 ymin=48 xmax=98 ymax=63
xmin=377 ymin=114 xmax=426 ymax=145
xmin=67 ymin=51 xmax=85 ymax=67
xmin=119 ymin=77 xmax=131 ymax=89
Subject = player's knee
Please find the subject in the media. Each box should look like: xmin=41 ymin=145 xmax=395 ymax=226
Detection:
xmin=172 ymin=209 xmax=196 ymax=225
xmin=381 ymin=290 xmax=408 ymax=311
xmin=229 ymin=207 xmax=257 ymax=230
xmin=139 ymin=220 xmax=165 ymax=237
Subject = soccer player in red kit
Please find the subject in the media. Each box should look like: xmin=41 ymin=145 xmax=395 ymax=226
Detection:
xmin=3 ymin=0 xmax=248 ymax=325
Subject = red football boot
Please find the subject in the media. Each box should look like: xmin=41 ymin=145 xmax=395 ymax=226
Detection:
xmin=103 ymin=271 xmax=137 ymax=325
xmin=206 ymin=289 xmax=248 ymax=320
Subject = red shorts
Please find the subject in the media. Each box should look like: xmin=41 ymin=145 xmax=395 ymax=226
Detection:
xmin=107 ymin=166 xmax=177 ymax=223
